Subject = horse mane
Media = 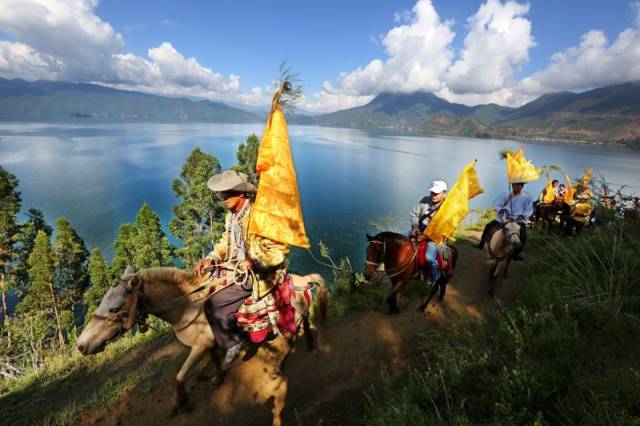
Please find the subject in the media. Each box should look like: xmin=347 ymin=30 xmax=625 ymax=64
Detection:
xmin=139 ymin=267 xmax=198 ymax=290
xmin=374 ymin=231 xmax=409 ymax=242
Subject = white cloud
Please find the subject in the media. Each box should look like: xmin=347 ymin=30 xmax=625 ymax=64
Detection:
xmin=0 ymin=0 xmax=268 ymax=106
xmin=520 ymin=19 xmax=640 ymax=96
xmin=445 ymin=0 xmax=534 ymax=94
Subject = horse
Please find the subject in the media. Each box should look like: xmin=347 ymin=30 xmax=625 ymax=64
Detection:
xmin=364 ymin=232 xmax=454 ymax=314
xmin=76 ymin=266 xmax=327 ymax=422
xmin=560 ymin=201 xmax=592 ymax=236
xmin=532 ymin=200 xmax=562 ymax=233
xmin=485 ymin=220 xmax=522 ymax=297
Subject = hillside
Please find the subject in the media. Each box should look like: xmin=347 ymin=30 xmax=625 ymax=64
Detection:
xmin=309 ymin=82 xmax=640 ymax=142
xmin=0 ymin=78 xmax=260 ymax=123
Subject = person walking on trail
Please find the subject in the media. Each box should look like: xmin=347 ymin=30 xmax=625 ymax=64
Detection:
xmin=410 ymin=180 xmax=448 ymax=286
xmin=194 ymin=170 xmax=289 ymax=370
xmin=474 ymin=179 xmax=533 ymax=261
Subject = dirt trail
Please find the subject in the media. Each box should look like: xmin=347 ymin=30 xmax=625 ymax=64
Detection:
xmin=80 ymin=234 xmax=526 ymax=425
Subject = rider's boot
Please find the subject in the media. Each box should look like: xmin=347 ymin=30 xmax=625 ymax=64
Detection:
xmin=221 ymin=340 xmax=245 ymax=370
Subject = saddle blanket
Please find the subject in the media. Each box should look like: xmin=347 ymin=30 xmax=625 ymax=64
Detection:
xmin=416 ymin=240 xmax=457 ymax=279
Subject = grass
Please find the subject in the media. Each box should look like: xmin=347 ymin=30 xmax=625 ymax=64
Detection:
xmin=363 ymin=219 xmax=640 ymax=425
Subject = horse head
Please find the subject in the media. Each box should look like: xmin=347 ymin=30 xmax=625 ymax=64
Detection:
xmin=364 ymin=233 xmax=385 ymax=280
xmin=76 ymin=266 xmax=143 ymax=355
xmin=503 ymin=221 xmax=522 ymax=253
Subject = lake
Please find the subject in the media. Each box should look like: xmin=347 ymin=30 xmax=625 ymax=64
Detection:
xmin=1 ymin=121 xmax=639 ymax=275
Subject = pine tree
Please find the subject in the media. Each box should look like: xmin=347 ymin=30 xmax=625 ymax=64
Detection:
xmin=53 ymin=218 xmax=89 ymax=310
xmin=0 ymin=165 xmax=21 ymax=324
xmin=111 ymin=223 xmax=136 ymax=279
xmin=11 ymin=209 xmax=53 ymax=298
xmin=131 ymin=203 xmax=173 ymax=270
xmin=231 ymin=134 xmax=260 ymax=185
xmin=22 ymin=231 xmax=67 ymax=350
xmin=169 ymin=147 xmax=225 ymax=268
xmin=84 ymin=248 xmax=110 ymax=324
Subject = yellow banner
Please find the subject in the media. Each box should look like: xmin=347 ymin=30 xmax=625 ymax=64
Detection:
xmin=507 ymin=148 xmax=540 ymax=183
xmin=425 ymin=161 xmax=484 ymax=245
xmin=249 ymin=104 xmax=310 ymax=248
xmin=582 ymin=168 xmax=593 ymax=186
xmin=543 ymin=177 xmax=555 ymax=204
xmin=563 ymin=175 xmax=574 ymax=205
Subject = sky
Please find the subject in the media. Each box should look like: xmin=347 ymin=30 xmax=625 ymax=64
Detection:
xmin=0 ymin=0 xmax=639 ymax=112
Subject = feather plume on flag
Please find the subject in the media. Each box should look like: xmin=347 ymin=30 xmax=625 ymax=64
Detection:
xmin=424 ymin=161 xmax=484 ymax=245
xmin=248 ymin=64 xmax=310 ymax=248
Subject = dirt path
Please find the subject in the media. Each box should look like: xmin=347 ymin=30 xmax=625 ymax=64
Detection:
xmin=80 ymin=234 xmax=526 ymax=425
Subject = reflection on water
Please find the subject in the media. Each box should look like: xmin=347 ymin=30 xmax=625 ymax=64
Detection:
xmin=1 ymin=121 xmax=639 ymax=275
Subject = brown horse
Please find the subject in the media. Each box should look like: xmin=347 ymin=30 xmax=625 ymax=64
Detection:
xmin=76 ymin=266 xmax=327 ymax=423
xmin=533 ymin=201 xmax=563 ymax=233
xmin=364 ymin=232 xmax=452 ymax=314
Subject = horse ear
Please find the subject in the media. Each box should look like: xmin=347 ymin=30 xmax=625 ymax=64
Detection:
xmin=366 ymin=233 xmax=373 ymax=241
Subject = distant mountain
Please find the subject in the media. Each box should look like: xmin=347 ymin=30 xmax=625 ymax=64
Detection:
xmin=309 ymin=82 xmax=640 ymax=143
xmin=0 ymin=78 xmax=259 ymax=123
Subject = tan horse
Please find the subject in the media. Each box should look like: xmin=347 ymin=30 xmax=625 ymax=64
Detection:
xmin=485 ymin=220 xmax=522 ymax=297
xmin=76 ymin=266 xmax=327 ymax=422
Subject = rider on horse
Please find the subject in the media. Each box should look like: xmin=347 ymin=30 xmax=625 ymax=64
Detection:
xmin=194 ymin=170 xmax=290 ymax=370
xmin=474 ymin=179 xmax=533 ymax=261
xmin=411 ymin=180 xmax=448 ymax=287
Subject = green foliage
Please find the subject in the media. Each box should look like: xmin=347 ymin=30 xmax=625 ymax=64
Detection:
xmin=53 ymin=217 xmax=90 ymax=308
xmin=83 ymin=248 xmax=111 ymax=324
xmin=169 ymin=147 xmax=224 ymax=269
xmin=230 ymin=134 xmax=260 ymax=185
xmin=112 ymin=204 xmax=173 ymax=276
xmin=10 ymin=208 xmax=52 ymax=298
xmin=0 ymin=165 xmax=21 ymax=322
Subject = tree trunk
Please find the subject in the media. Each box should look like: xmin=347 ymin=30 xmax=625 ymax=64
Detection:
xmin=47 ymin=281 xmax=66 ymax=351
xmin=0 ymin=272 xmax=8 ymax=324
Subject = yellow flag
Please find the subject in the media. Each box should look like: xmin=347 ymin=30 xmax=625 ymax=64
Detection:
xmin=249 ymin=102 xmax=310 ymax=248
xmin=563 ymin=175 xmax=574 ymax=205
xmin=507 ymin=148 xmax=540 ymax=183
xmin=542 ymin=177 xmax=556 ymax=204
xmin=582 ymin=168 xmax=593 ymax=186
xmin=424 ymin=162 xmax=484 ymax=245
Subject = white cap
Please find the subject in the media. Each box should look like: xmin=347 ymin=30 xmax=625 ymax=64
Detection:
xmin=429 ymin=180 xmax=447 ymax=194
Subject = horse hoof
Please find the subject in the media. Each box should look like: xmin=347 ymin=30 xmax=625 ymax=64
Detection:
xmin=211 ymin=376 xmax=224 ymax=389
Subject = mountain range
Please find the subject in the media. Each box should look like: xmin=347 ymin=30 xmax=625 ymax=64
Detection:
xmin=1 ymin=77 xmax=639 ymax=145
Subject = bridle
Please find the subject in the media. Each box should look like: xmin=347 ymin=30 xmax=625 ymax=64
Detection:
xmin=365 ymin=238 xmax=419 ymax=279
xmin=365 ymin=240 xmax=386 ymax=269
xmin=91 ymin=278 xmax=147 ymax=333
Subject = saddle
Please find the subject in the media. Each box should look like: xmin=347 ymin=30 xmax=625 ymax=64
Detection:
xmin=415 ymin=239 xmax=457 ymax=279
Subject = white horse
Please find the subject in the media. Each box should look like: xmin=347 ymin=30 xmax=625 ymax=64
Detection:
xmin=76 ymin=266 xmax=327 ymax=423
xmin=485 ymin=220 xmax=522 ymax=297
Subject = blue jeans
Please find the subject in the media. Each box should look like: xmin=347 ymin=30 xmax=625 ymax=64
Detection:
xmin=425 ymin=241 xmax=442 ymax=281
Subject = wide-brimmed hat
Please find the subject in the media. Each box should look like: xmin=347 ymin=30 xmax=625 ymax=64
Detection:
xmin=207 ymin=170 xmax=257 ymax=193
xmin=429 ymin=180 xmax=447 ymax=194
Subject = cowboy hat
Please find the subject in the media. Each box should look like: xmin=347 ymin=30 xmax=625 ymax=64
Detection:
xmin=207 ymin=170 xmax=257 ymax=193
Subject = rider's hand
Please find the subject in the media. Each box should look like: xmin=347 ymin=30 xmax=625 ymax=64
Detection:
xmin=194 ymin=257 xmax=215 ymax=277
xmin=517 ymin=215 xmax=526 ymax=222
xmin=411 ymin=228 xmax=420 ymax=238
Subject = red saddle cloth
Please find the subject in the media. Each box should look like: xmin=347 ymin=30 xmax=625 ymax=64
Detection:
xmin=416 ymin=240 xmax=457 ymax=279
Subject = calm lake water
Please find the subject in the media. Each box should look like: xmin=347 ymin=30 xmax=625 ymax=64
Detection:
xmin=1 ymin=121 xmax=639 ymax=275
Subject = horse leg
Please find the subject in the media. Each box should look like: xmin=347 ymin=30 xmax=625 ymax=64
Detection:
xmin=172 ymin=344 xmax=208 ymax=415
xmin=503 ymin=257 xmax=512 ymax=279
xmin=207 ymin=346 xmax=224 ymax=388
xmin=271 ymin=376 xmax=288 ymax=426
xmin=437 ymin=278 xmax=448 ymax=302
xmin=386 ymin=280 xmax=403 ymax=314
xmin=271 ymin=332 xmax=298 ymax=379
xmin=488 ymin=265 xmax=497 ymax=297
xmin=302 ymin=316 xmax=315 ymax=352
xmin=417 ymin=283 xmax=439 ymax=312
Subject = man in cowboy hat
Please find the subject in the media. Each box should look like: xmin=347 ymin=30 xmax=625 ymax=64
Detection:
xmin=411 ymin=180 xmax=448 ymax=285
xmin=194 ymin=170 xmax=289 ymax=369
xmin=474 ymin=179 xmax=533 ymax=261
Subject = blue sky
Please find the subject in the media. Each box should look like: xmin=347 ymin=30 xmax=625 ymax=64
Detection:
xmin=1 ymin=0 xmax=639 ymax=111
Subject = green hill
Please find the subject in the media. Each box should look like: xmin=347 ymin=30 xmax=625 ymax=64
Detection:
xmin=0 ymin=78 xmax=260 ymax=123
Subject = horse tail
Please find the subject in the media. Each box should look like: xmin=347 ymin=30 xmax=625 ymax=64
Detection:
xmin=307 ymin=273 xmax=328 ymax=330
